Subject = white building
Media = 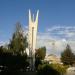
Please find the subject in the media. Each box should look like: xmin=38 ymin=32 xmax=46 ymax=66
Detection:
xmin=44 ymin=54 xmax=62 ymax=64
xmin=28 ymin=10 xmax=39 ymax=70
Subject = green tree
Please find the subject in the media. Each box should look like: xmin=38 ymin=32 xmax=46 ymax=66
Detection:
xmin=36 ymin=46 xmax=46 ymax=60
xmin=61 ymin=44 xmax=75 ymax=65
xmin=35 ymin=47 xmax=46 ymax=70
xmin=0 ymin=46 xmax=4 ymax=53
xmin=0 ymin=46 xmax=9 ymax=53
xmin=9 ymin=22 xmax=28 ymax=55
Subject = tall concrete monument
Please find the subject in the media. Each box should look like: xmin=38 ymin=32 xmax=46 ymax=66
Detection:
xmin=28 ymin=10 xmax=39 ymax=70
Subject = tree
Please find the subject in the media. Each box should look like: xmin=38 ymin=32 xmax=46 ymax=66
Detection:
xmin=0 ymin=46 xmax=9 ymax=53
xmin=35 ymin=46 xmax=46 ymax=60
xmin=0 ymin=23 xmax=29 ymax=72
xmin=0 ymin=46 xmax=4 ymax=53
xmin=35 ymin=47 xmax=46 ymax=70
xmin=9 ymin=22 xmax=28 ymax=55
xmin=61 ymin=44 xmax=75 ymax=65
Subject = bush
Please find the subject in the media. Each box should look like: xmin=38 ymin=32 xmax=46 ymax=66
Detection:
xmin=37 ymin=64 xmax=60 ymax=75
xmin=49 ymin=64 xmax=68 ymax=75
xmin=0 ymin=52 xmax=29 ymax=72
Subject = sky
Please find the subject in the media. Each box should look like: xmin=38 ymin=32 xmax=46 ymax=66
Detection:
xmin=0 ymin=0 xmax=75 ymax=56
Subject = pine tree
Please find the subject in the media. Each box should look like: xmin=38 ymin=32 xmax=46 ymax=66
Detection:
xmin=9 ymin=22 xmax=28 ymax=55
xmin=61 ymin=44 xmax=75 ymax=65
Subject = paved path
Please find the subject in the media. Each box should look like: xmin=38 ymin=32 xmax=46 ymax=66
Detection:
xmin=66 ymin=67 xmax=75 ymax=75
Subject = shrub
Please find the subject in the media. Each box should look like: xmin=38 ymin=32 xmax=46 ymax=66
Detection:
xmin=49 ymin=64 xmax=68 ymax=75
xmin=37 ymin=64 xmax=60 ymax=75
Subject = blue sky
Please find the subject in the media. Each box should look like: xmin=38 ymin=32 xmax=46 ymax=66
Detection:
xmin=0 ymin=0 xmax=75 ymax=56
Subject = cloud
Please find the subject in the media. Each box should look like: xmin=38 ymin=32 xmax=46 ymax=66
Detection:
xmin=36 ymin=26 xmax=75 ymax=57
xmin=24 ymin=26 xmax=28 ymax=30
xmin=37 ymin=33 xmax=67 ymax=56
xmin=0 ymin=41 xmax=9 ymax=46
xmin=46 ymin=26 xmax=75 ymax=39
xmin=0 ymin=41 xmax=5 ymax=46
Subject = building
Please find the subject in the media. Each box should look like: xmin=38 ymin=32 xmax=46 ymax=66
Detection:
xmin=44 ymin=54 xmax=62 ymax=64
xmin=28 ymin=10 xmax=39 ymax=70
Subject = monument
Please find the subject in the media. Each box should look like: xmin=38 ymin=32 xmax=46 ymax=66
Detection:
xmin=28 ymin=10 xmax=39 ymax=70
